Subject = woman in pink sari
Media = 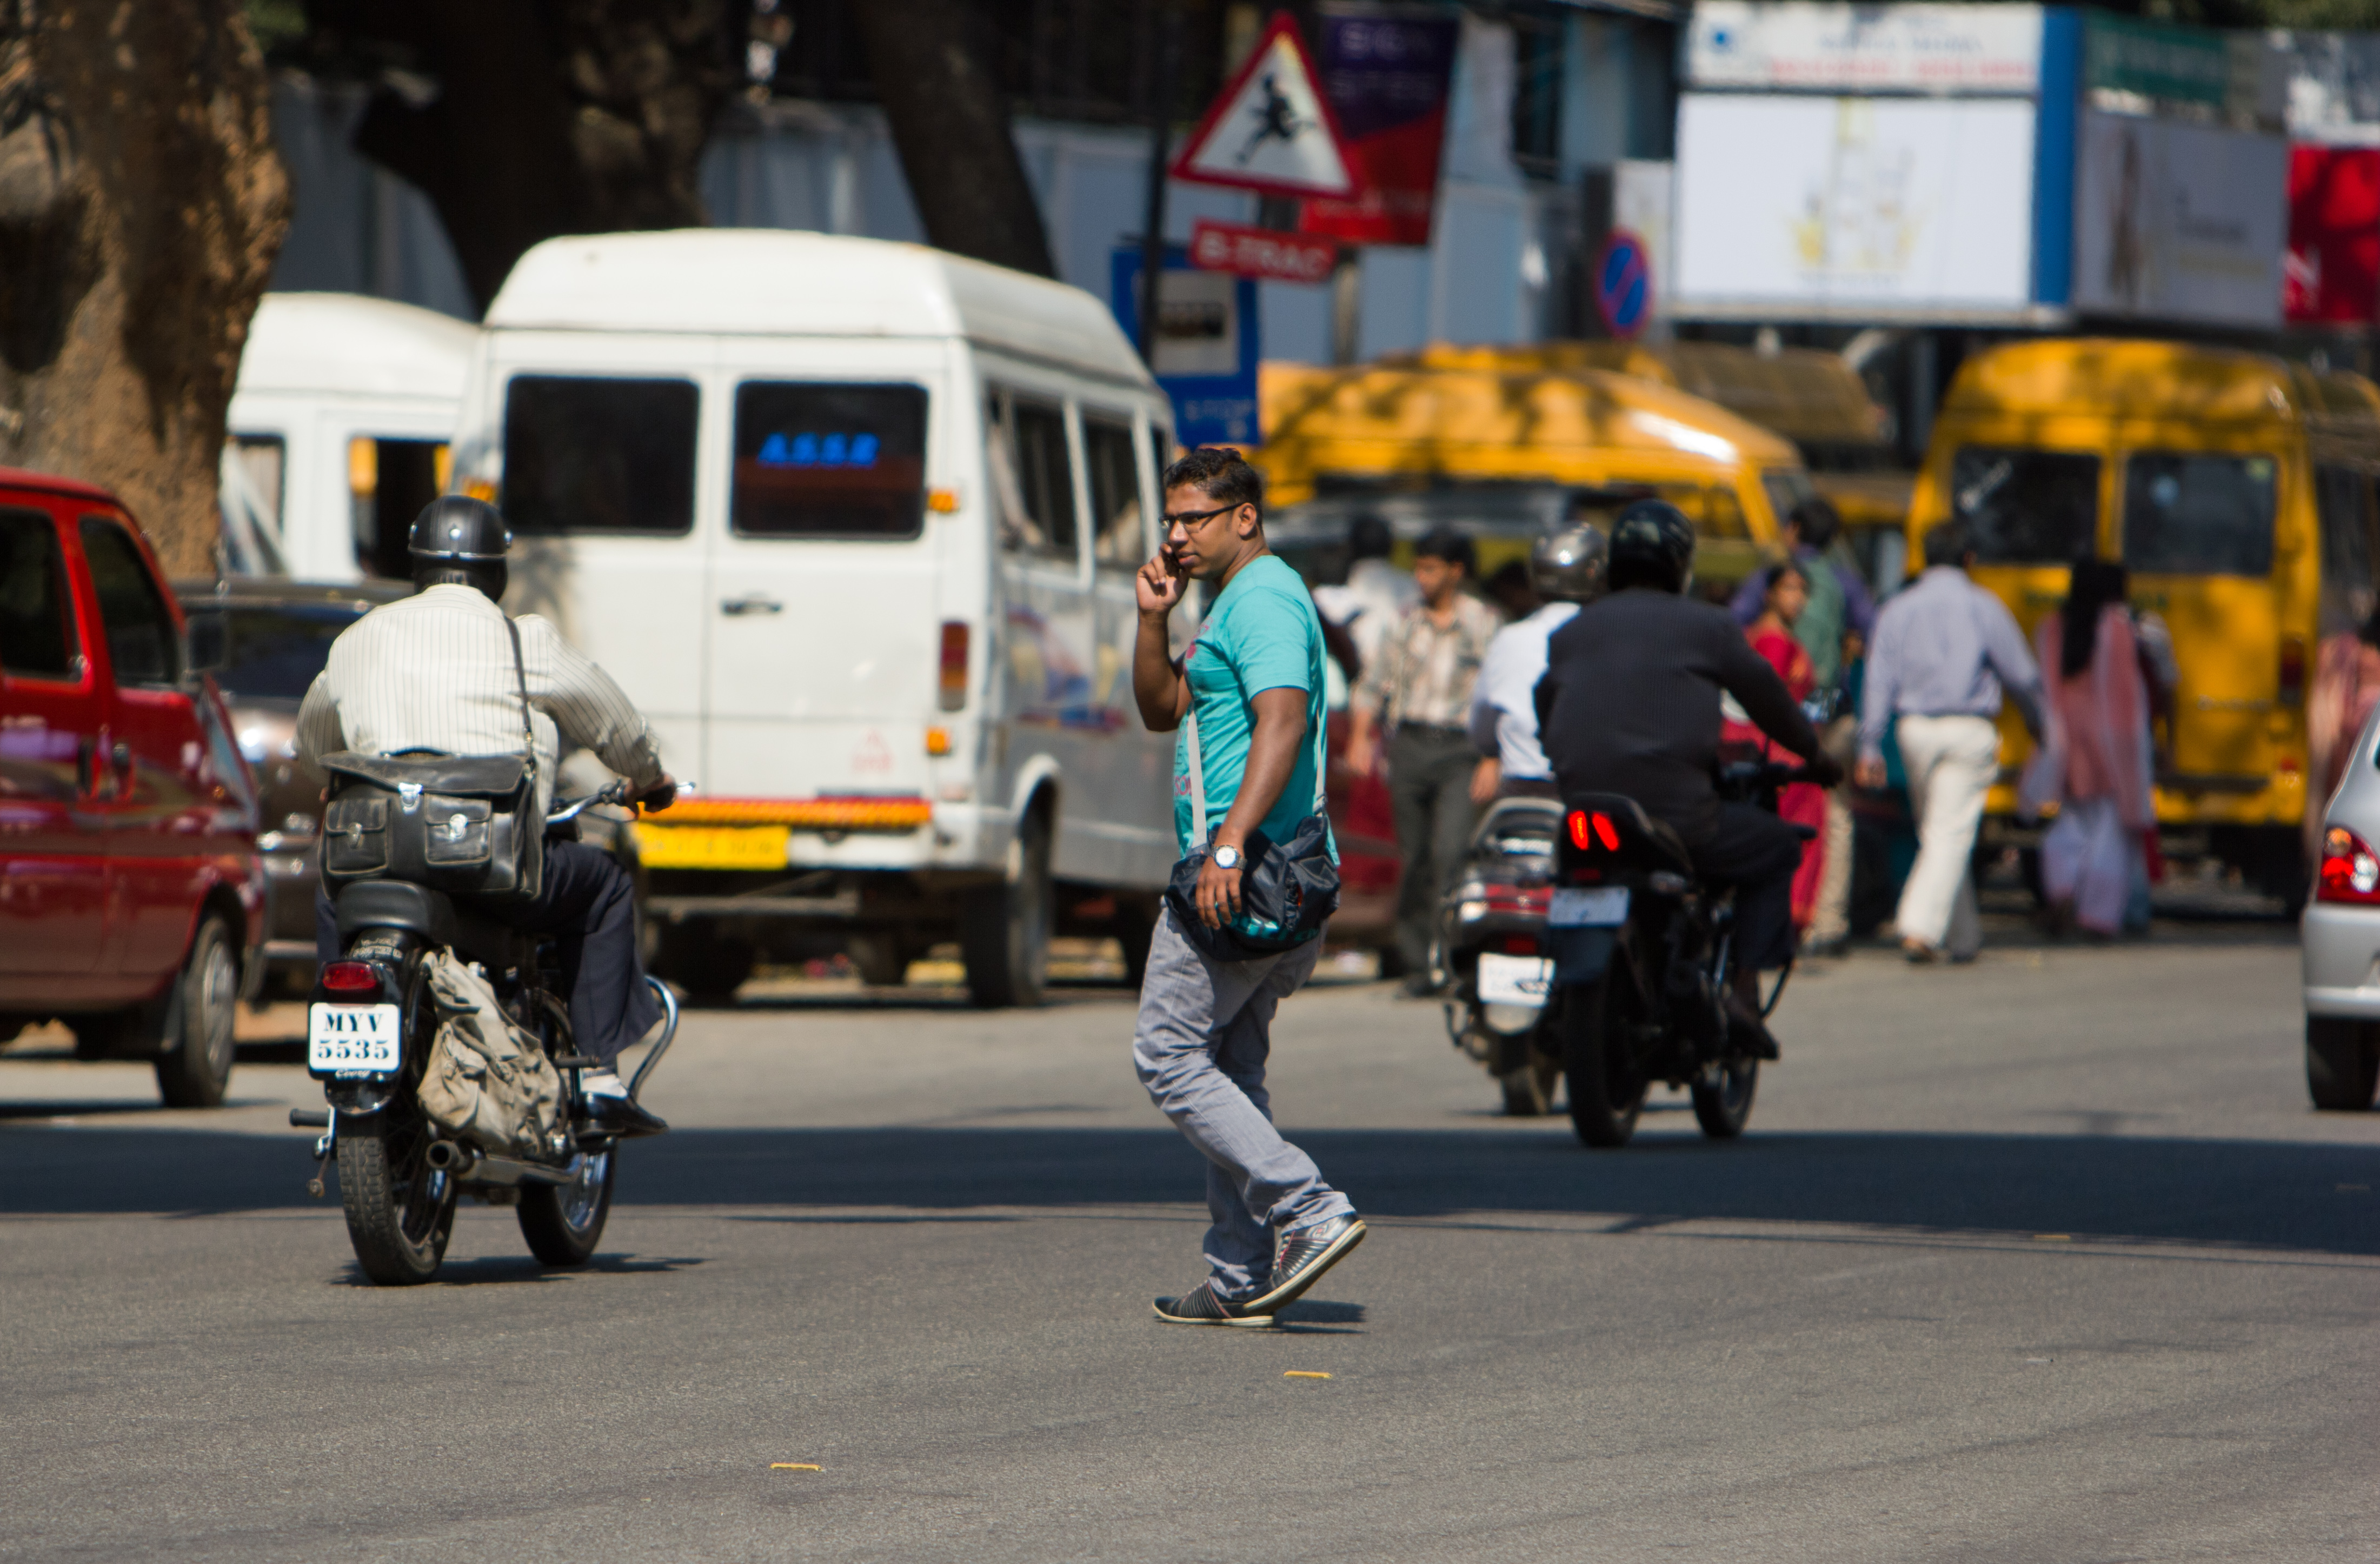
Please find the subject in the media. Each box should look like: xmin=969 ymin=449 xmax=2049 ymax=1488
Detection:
xmin=2019 ymin=560 xmax=2155 ymax=936
xmin=1723 ymin=562 xmax=1829 ymax=933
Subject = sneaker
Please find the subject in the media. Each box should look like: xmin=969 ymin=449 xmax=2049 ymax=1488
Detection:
xmin=1153 ymin=1279 xmax=1275 ymax=1327
xmin=1245 ymin=1213 xmax=1367 ymax=1314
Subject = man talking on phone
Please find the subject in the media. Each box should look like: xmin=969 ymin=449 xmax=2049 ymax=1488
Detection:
xmin=1129 ymin=447 xmax=1365 ymax=1328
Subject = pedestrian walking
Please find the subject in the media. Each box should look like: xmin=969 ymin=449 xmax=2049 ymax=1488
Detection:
xmin=1856 ymin=522 xmax=2044 ymax=963
xmin=1467 ymin=524 xmax=1608 ymax=801
xmin=1129 ymin=447 xmax=1365 ymax=1328
xmin=2019 ymin=561 xmax=2157 ymax=938
xmin=1345 ymin=527 xmax=1503 ymax=994
xmin=1732 ymin=496 xmax=1876 ymax=954
xmin=1725 ymin=560 xmax=1829 ymax=933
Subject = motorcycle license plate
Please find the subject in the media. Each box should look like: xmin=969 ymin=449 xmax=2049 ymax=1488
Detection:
xmin=308 ymin=1003 xmax=403 ymax=1075
xmin=1476 ymin=952 xmax=1553 ymax=1007
xmin=1548 ymin=886 xmax=1631 ymax=927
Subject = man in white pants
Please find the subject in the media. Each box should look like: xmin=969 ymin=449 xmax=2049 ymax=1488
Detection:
xmin=1856 ymin=522 xmax=2044 ymax=962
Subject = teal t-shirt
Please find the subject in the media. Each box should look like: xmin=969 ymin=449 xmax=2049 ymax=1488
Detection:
xmin=1174 ymin=554 xmax=1337 ymax=862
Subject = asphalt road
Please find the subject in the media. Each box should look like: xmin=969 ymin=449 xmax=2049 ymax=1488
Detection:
xmin=4 ymin=920 xmax=2375 ymax=1563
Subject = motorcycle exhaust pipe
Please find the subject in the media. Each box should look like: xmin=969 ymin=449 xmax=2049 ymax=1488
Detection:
xmin=424 ymin=1140 xmax=480 ymax=1176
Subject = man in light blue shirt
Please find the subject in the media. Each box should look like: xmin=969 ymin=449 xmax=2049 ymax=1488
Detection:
xmin=1129 ymin=447 xmax=1364 ymax=1328
xmin=1856 ymin=522 xmax=2045 ymax=962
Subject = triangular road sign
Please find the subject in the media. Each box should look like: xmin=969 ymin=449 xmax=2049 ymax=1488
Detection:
xmin=1171 ymin=12 xmax=1358 ymax=201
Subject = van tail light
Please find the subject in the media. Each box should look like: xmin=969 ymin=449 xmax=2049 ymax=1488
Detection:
xmin=2281 ymin=636 xmax=2308 ymax=707
xmin=320 ymin=961 xmax=379 ymax=995
xmin=2318 ymin=826 xmax=2380 ymax=904
xmin=939 ymin=621 xmax=969 ymax=712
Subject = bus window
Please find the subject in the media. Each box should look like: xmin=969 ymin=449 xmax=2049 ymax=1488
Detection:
xmin=2122 ymin=453 xmax=2276 ymax=578
xmin=2315 ymin=464 xmax=2378 ymax=636
xmin=1950 ymin=448 xmax=2099 ymax=564
xmin=1705 ymin=484 xmax=1748 ymax=539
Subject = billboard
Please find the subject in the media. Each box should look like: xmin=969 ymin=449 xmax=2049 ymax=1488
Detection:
xmin=1297 ymin=6 xmax=1461 ymax=248
xmin=2070 ymin=110 xmax=2288 ymax=328
xmin=1672 ymin=95 xmax=2037 ymax=317
xmin=1685 ymin=3 xmax=2042 ymax=94
xmin=2286 ymin=145 xmax=2380 ymax=324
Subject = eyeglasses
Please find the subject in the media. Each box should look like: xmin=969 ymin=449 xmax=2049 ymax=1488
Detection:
xmin=1161 ymin=503 xmax=1239 ymax=530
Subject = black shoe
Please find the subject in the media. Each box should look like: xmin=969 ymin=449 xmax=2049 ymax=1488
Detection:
xmin=1153 ymin=1279 xmax=1275 ymax=1327
xmin=1245 ymin=1214 xmax=1367 ymax=1314
xmin=1725 ymin=1000 xmax=1781 ymax=1062
xmin=584 ymin=1094 xmax=669 ymax=1138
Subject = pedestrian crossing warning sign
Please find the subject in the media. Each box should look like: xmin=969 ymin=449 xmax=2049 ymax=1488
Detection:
xmin=1170 ymin=12 xmax=1358 ymax=201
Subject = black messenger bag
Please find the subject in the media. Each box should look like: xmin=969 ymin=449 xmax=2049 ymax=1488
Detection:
xmin=1162 ymin=702 xmax=1339 ymax=963
xmin=319 ymin=618 xmax=544 ymax=903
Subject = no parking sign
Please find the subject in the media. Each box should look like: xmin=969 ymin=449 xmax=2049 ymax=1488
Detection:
xmin=1594 ymin=229 xmax=1653 ymax=341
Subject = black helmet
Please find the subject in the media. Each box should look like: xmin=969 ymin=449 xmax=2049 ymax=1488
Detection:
xmin=408 ymin=496 xmax=511 ymax=563
xmin=1606 ymin=499 xmax=1696 ymax=594
xmin=1529 ymin=524 xmax=1607 ymax=604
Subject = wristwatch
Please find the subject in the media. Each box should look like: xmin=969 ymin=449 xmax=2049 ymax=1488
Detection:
xmin=1211 ymin=843 xmax=1242 ymax=870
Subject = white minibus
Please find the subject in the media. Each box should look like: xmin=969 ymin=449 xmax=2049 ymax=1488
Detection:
xmin=225 ymin=293 xmax=475 ymax=579
xmin=449 ymin=230 xmax=1178 ymax=1006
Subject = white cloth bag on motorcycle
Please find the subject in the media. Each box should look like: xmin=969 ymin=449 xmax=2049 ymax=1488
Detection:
xmin=416 ymin=949 xmax=563 ymax=1157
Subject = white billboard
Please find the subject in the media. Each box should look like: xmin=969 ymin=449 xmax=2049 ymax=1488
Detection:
xmin=1673 ymin=94 xmax=2037 ymax=317
xmin=2070 ymin=111 xmax=2288 ymax=327
xmin=1686 ymin=3 xmax=2043 ymax=95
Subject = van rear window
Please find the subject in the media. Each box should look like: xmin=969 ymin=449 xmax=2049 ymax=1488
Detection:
xmin=733 ymin=383 xmax=928 ymax=539
xmin=1948 ymin=448 xmax=2100 ymax=564
xmin=2123 ymin=453 xmax=2277 ymax=577
xmin=503 ymin=377 xmax=697 ymax=535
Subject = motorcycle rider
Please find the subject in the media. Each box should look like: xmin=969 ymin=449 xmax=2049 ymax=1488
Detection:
xmin=1533 ymin=501 xmax=1841 ymax=1057
xmin=296 ymin=497 xmax=678 ymax=1136
xmin=1468 ymin=523 xmax=1607 ymax=801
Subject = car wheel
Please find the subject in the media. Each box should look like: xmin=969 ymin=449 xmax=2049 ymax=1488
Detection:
xmin=155 ymin=914 xmax=240 ymax=1108
xmin=2306 ymin=1016 xmax=2380 ymax=1110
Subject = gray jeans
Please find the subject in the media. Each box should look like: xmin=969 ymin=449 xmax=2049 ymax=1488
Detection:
xmin=1132 ymin=907 xmax=1354 ymax=1301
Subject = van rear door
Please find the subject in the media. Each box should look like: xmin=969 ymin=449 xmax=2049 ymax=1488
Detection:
xmin=702 ymin=349 xmax=946 ymax=801
xmin=2118 ymin=445 xmax=2284 ymax=791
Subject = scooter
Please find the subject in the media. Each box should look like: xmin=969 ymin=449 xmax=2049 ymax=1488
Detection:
xmin=1430 ymin=796 xmax=1566 ymax=1115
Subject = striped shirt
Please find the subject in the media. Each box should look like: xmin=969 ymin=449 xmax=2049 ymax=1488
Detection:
xmin=295 ymin=584 xmax=663 ymax=814
xmin=1354 ymin=592 xmax=1503 ymax=730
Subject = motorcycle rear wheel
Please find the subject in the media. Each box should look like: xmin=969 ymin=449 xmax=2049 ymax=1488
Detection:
xmin=1690 ymin=1057 xmax=1759 ymax=1139
xmin=517 ymin=1148 xmax=616 ymax=1265
xmin=1560 ymin=974 xmax=1646 ymax=1148
xmin=337 ymin=1107 xmax=455 ymax=1285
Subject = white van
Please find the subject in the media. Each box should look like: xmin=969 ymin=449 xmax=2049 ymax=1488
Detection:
xmin=225 ymin=293 xmax=476 ymax=579
xmin=448 ymin=230 xmax=1179 ymax=1006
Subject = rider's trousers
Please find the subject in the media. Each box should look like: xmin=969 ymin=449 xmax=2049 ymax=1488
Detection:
xmin=315 ymin=839 xmax=661 ymax=1064
xmin=1691 ymin=803 xmax=1806 ymax=973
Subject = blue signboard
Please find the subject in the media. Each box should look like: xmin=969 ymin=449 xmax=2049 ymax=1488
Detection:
xmin=1111 ymin=245 xmax=1261 ymax=448
xmin=1594 ymin=232 xmax=1653 ymax=340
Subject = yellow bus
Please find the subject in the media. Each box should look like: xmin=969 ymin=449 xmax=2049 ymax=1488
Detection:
xmin=1255 ymin=359 xmax=1814 ymax=594
xmin=1906 ymin=337 xmax=2380 ymax=899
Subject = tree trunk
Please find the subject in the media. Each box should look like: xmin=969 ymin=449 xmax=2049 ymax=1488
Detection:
xmin=0 ymin=0 xmax=289 ymax=575
xmin=850 ymin=0 xmax=1055 ymax=279
xmin=327 ymin=0 xmax=741 ymax=314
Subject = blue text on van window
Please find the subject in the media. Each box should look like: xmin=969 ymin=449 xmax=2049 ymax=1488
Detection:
xmin=757 ymin=431 xmax=881 ymax=468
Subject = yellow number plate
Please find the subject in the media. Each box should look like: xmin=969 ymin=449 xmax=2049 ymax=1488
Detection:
xmin=633 ymin=823 xmax=790 ymax=870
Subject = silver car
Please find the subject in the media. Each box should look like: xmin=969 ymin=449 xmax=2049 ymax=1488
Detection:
xmin=2302 ymin=702 xmax=2380 ymax=1110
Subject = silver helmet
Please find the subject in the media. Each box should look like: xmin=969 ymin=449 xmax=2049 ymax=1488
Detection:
xmin=1529 ymin=523 xmax=1608 ymax=604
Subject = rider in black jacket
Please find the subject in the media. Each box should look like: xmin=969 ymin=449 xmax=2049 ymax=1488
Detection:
xmin=1534 ymin=501 xmax=1843 ymax=1054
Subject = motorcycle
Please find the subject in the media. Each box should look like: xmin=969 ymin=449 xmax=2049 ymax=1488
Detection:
xmin=1430 ymin=796 xmax=1565 ymax=1116
xmin=1543 ymin=760 xmax=1810 ymax=1148
xmin=291 ymin=780 xmax=680 ymax=1285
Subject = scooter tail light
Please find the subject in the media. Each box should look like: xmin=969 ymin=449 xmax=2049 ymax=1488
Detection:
xmin=2317 ymin=825 xmax=2380 ymax=904
xmin=1567 ymin=810 xmax=1592 ymax=849
xmin=1592 ymin=811 xmax=1620 ymax=851
xmin=320 ymin=961 xmax=379 ymax=994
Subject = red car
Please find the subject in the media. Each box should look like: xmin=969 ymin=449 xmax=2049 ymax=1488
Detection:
xmin=0 ymin=470 xmax=263 ymax=1105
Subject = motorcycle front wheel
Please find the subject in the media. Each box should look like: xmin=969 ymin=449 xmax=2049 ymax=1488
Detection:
xmin=1690 ymin=1057 xmax=1758 ymax=1139
xmin=1559 ymin=973 xmax=1646 ymax=1148
xmin=517 ymin=1147 xmax=616 ymax=1265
